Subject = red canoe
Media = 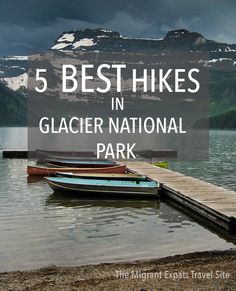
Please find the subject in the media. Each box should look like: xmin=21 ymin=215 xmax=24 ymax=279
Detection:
xmin=27 ymin=164 xmax=126 ymax=176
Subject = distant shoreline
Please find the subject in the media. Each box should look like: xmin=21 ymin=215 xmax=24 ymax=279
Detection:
xmin=0 ymin=250 xmax=235 ymax=290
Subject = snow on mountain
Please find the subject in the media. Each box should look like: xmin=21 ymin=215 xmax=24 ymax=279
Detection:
xmin=49 ymin=28 xmax=236 ymax=75
xmin=1 ymin=28 xmax=236 ymax=92
xmin=72 ymin=38 xmax=95 ymax=48
xmin=1 ymin=72 xmax=27 ymax=91
xmin=0 ymin=55 xmax=27 ymax=79
xmin=51 ymin=32 xmax=76 ymax=49
xmin=0 ymin=56 xmax=28 ymax=61
xmin=57 ymin=33 xmax=75 ymax=43
xmin=50 ymin=28 xmax=165 ymax=51
xmin=51 ymin=42 xmax=71 ymax=50
xmin=50 ymin=28 xmax=236 ymax=65
xmin=51 ymin=37 xmax=95 ymax=50
xmin=208 ymin=58 xmax=233 ymax=63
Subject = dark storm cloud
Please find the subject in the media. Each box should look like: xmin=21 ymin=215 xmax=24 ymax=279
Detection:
xmin=0 ymin=0 xmax=236 ymax=55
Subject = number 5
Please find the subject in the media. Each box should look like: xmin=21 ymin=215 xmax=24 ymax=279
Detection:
xmin=35 ymin=69 xmax=47 ymax=92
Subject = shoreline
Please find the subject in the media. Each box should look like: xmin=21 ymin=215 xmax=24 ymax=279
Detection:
xmin=0 ymin=250 xmax=235 ymax=290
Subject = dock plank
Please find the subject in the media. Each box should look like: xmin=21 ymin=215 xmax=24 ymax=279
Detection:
xmin=127 ymin=162 xmax=236 ymax=233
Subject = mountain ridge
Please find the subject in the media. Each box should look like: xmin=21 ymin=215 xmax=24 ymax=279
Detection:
xmin=0 ymin=28 xmax=236 ymax=126
xmin=51 ymin=28 xmax=236 ymax=54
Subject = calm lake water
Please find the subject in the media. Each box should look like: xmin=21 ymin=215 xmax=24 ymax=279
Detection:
xmin=169 ymin=130 xmax=236 ymax=191
xmin=0 ymin=128 xmax=235 ymax=271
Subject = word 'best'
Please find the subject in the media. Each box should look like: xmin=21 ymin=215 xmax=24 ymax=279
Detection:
xmin=61 ymin=64 xmax=200 ymax=93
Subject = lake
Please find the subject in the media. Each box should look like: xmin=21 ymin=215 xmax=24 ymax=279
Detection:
xmin=0 ymin=127 xmax=235 ymax=271
xmin=169 ymin=130 xmax=236 ymax=191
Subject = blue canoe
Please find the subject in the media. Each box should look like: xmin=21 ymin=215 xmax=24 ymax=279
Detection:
xmin=56 ymin=172 xmax=148 ymax=181
xmin=46 ymin=177 xmax=160 ymax=197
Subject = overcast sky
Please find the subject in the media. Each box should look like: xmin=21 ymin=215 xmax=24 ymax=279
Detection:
xmin=0 ymin=0 xmax=236 ymax=56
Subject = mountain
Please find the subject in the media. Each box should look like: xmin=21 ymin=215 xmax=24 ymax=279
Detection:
xmin=0 ymin=82 xmax=26 ymax=126
xmin=0 ymin=56 xmax=27 ymax=78
xmin=1 ymin=28 xmax=236 ymax=89
xmin=51 ymin=28 xmax=236 ymax=69
xmin=209 ymin=110 xmax=236 ymax=129
xmin=210 ymin=70 xmax=236 ymax=115
xmin=51 ymin=28 xmax=236 ymax=55
xmin=2 ymin=72 xmax=27 ymax=91
xmin=50 ymin=29 xmax=236 ymax=123
xmin=1 ymin=28 xmax=236 ymax=126
xmin=196 ymin=109 xmax=236 ymax=129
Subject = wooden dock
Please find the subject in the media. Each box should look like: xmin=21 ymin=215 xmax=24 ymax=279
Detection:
xmin=126 ymin=162 xmax=236 ymax=234
xmin=1 ymin=150 xmax=36 ymax=158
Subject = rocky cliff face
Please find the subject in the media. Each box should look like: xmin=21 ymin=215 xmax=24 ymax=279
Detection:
xmin=1 ymin=28 xmax=236 ymax=83
xmin=51 ymin=28 xmax=236 ymax=56
xmin=1 ymin=28 xmax=236 ymax=125
xmin=50 ymin=28 xmax=236 ymax=73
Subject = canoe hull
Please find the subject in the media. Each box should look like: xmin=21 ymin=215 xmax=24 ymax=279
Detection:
xmin=46 ymin=178 xmax=159 ymax=198
xmin=27 ymin=165 xmax=126 ymax=176
xmin=46 ymin=161 xmax=116 ymax=168
xmin=44 ymin=158 xmax=116 ymax=168
xmin=56 ymin=172 xmax=147 ymax=181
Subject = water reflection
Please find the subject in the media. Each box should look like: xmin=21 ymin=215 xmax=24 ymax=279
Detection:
xmin=0 ymin=128 xmax=236 ymax=272
xmin=27 ymin=176 xmax=44 ymax=183
xmin=46 ymin=193 xmax=160 ymax=209
xmin=44 ymin=192 xmax=195 ymax=232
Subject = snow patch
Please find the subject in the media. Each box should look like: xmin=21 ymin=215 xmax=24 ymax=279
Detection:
xmin=122 ymin=36 xmax=163 ymax=41
xmin=96 ymin=35 xmax=109 ymax=38
xmin=225 ymin=46 xmax=236 ymax=52
xmin=1 ymin=73 xmax=28 ymax=90
xmin=184 ymin=98 xmax=195 ymax=102
xmin=51 ymin=43 xmax=70 ymax=50
xmin=57 ymin=33 xmax=75 ymax=43
xmin=99 ymin=29 xmax=113 ymax=33
xmin=209 ymin=58 xmax=232 ymax=63
xmin=10 ymin=65 xmax=25 ymax=70
xmin=0 ymin=56 xmax=28 ymax=61
xmin=72 ymin=38 xmax=95 ymax=49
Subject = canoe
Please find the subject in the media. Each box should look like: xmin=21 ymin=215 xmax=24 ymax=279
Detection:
xmin=46 ymin=177 xmax=160 ymax=197
xmin=56 ymin=172 xmax=147 ymax=181
xmin=44 ymin=158 xmax=116 ymax=168
xmin=37 ymin=157 xmax=109 ymax=165
xmin=42 ymin=155 xmax=104 ymax=161
xmin=27 ymin=164 xmax=126 ymax=176
xmin=36 ymin=149 xmax=96 ymax=158
xmin=45 ymin=162 xmax=111 ymax=169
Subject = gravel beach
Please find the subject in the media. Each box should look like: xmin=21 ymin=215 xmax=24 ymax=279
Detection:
xmin=0 ymin=250 xmax=235 ymax=291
